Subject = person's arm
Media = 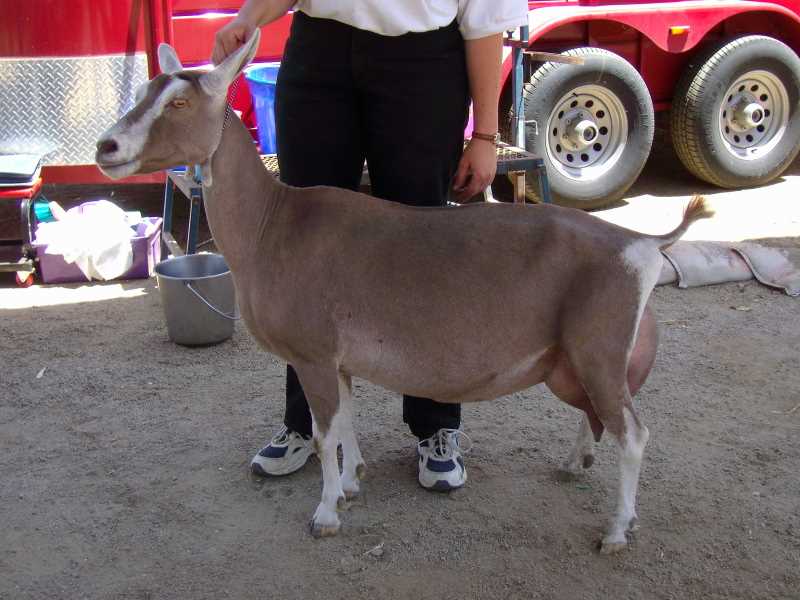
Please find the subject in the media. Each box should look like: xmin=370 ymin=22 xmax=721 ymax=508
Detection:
xmin=452 ymin=32 xmax=503 ymax=202
xmin=212 ymin=0 xmax=295 ymax=65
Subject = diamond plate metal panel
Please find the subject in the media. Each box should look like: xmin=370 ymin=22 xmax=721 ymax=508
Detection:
xmin=0 ymin=54 xmax=149 ymax=165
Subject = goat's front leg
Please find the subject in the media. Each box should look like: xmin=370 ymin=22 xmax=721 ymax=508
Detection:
xmin=293 ymin=363 xmax=346 ymax=538
xmin=337 ymin=374 xmax=365 ymax=500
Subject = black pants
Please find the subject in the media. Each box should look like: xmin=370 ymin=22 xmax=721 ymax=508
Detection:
xmin=274 ymin=12 xmax=469 ymax=440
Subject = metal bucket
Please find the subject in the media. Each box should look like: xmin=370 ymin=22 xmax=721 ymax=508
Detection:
xmin=154 ymin=253 xmax=238 ymax=346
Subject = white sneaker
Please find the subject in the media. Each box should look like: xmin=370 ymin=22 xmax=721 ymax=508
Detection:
xmin=251 ymin=426 xmax=314 ymax=476
xmin=417 ymin=429 xmax=469 ymax=491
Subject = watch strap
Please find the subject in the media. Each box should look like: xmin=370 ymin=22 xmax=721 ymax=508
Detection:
xmin=471 ymin=131 xmax=500 ymax=145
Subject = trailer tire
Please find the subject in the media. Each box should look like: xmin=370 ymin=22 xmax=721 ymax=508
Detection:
xmin=671 ymin=36 xmax=800 ymax=188
xmin=523 ymin=47 xmax=654 ymax=210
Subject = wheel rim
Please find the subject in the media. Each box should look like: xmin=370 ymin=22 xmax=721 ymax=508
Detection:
xmin=718 ymin=70 xmax=789 ymax=160
xmin=545 ymin=85 xmax=628 ymax=182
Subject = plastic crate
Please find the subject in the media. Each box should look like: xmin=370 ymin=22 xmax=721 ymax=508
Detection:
xmin=35 ymin=217 xmax=162 ymax=284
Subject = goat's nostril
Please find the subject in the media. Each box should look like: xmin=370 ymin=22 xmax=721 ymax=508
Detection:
xmin=96 ymin=138 xmax=119 ymax=155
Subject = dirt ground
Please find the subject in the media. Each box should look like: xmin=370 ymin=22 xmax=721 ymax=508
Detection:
xmin=1 ymin=139 xmax=799 ymax=599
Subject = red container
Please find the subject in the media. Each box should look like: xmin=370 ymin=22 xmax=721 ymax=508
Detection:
xmin=34 ymin=217 xmax=162 ymax=284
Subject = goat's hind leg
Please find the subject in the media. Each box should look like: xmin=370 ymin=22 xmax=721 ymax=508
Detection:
xmin=563 ymin=414 xmax=596 ymax=475
xmin=574 ymin=375 xmax=649 ymax=554
xmin=545 ymin=355 xmax=597 ymax=475
xmin=548 ymin=305 xmax=657 ymax=478
xmin=560 ymin=308 xmax=652 ymax=552
xmin=598 ymin=305 xmax=657 ymax=550
xmin=293 ymin=363 xmax=347 ymax=538
xmin=602 ymin=402 xmax=649 ymax=553
xmin=337 ymin=374 xmax=365 ymax=500
xmin=597 ymin=306 xmax=656 ymax=552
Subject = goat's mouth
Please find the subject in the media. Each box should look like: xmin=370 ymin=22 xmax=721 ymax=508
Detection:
xmin=96 ymin=158 xmax=142 ymax=180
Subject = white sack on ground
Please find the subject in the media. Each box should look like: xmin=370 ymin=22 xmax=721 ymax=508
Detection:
xmin=658 ymin=241 xmax=800 ymax=296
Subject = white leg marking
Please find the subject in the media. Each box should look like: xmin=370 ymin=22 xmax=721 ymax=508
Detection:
xmin=601 ymin=407 xmax=649 ymax=554
xmin=338 ymin=375 xmax=365 ymax=500
xmin=310 ymin=411 xmax=345 ymax=537
xmin=562 ymin=413 xmax=595 ymax=474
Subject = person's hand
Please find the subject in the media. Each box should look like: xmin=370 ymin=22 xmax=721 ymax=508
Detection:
xmin=452 ymin=139 xmax=497 ymax=203
xmin=212 ymin=17 xmax=257 ymax=65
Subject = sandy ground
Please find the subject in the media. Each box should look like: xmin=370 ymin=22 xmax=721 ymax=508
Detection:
xmin=1 ymin=139 xmax=799 ymax=599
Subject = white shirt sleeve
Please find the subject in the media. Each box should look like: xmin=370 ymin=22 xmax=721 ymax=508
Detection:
xmin=457 ymin=0 xmax=529 ymax=40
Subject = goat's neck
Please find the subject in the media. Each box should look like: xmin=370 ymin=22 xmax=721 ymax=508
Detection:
xmin=203 ymin=115 xmax=282 ymax=273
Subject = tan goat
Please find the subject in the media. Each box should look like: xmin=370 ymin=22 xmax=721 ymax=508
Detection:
xmin=96 ymin=31 xmax=712 ymax=553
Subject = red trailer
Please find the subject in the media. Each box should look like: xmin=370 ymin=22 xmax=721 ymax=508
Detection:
xmin=1 ymin=0 xmax=800 ymax=209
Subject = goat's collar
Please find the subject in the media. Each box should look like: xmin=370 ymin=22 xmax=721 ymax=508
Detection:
xmin=222 ymin=77 xmax=241 ymax=134
xmin=199 ymin=79 xmax=241 ymax=187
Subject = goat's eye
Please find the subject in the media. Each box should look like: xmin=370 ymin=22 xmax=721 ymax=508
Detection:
xmin=171 ymin=98 xmax=188 ymax=109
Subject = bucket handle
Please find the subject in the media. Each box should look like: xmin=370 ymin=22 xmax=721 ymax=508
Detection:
xmin=185 ymin=281 xmax=241 ymax=321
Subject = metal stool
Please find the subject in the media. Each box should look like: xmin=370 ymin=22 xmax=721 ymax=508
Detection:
xmin=162 ymin=166 xmax=203 ymax=256
xmin=489 ymin=142 xmax=551 ymax=204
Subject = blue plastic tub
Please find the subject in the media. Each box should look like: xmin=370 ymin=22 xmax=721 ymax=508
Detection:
xmin=245 ymin=64 xmax=281 ymax=154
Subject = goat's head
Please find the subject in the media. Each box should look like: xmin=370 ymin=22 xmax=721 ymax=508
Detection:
xmin=95 ymin=29 xmax=261 ymax=184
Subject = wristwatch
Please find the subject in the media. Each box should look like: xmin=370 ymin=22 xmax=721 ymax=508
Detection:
xmin=471 ymin=131 xmax=500 ymax=145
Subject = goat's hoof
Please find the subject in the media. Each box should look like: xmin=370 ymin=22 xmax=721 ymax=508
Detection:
xmin=556 ymin=465 xmax=580 ymax=480
xmin=309 ymin=518 xmax=340 ymax=538
xmin=559 ymin=454 xmax=594 ymax=479
xmin=598 ymin=537 xmax=628 ymax=555
xmin=627 ymin=516 xmax=640 ymax=532
xmin=341 ymin=471 xmax=361 ymax=500
xmin=356 ymin=463 xmax=367 ymax=480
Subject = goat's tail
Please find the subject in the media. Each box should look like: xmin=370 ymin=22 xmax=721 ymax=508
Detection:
xmin=651 ymin=195 xmax=714 ymax=250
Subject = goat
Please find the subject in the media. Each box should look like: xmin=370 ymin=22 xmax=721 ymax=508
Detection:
xmin=95 ymin=31 xmax=712 ymax=553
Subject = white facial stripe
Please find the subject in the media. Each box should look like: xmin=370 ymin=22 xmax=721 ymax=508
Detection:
xmin=100 ymin=78 xmax=191 ymax=164
xmin=127 ymin=78 xmax=190 ymax=152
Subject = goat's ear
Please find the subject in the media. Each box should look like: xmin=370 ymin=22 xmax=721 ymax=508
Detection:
xmin=200 ymin=28 xmax=261 ymax=97
xmin=158 ymin=43 xmax=184 ymax=75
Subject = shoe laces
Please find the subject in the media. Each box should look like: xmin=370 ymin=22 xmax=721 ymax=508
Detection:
xmin=270 ymin=426 xmax=292 ymax=446
xmin=421 ymin=428 xmax=473 ymax=459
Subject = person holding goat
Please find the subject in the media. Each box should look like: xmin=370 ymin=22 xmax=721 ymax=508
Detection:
xmin=213 ymin=0 xmax=528 ymax=491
